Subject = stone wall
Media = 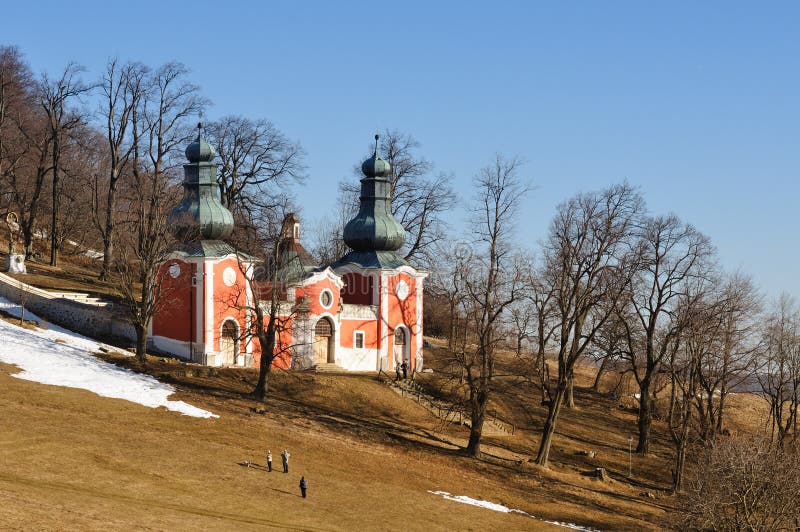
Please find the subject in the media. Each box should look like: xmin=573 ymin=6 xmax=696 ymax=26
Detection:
xmin=0 ymin=272 xmax=136 ymax=343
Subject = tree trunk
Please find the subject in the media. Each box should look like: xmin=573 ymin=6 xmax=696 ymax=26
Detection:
xmin=564 ymin=371 xmax=575 ymax=408
xmin=100 ymin=177 xmax=119 ymax=280
xmin=672 ymin=440 xmax=687 ymax=492
xmin=50 ymin=131 xmax=59 ymax=266
xmin=536 ymin=384 xmax=566 ymax=466
xmin=637 ymin=376 xmax=653 ymax=453
xmin=466 ymin=389 xmax=486 ymax=457
xmin=253 ymin=317 xmax=276 ymax=402
xmin=134 ymin=323 xmax=147 ymax=363
xmin=592 ymin=357 xmax=610 ymax=392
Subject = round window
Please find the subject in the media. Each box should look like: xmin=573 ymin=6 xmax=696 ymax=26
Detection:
xmin=168 ymin=263 xmax=181 ymax=279
xmin=395 ymin=280 xmax=409 ymax=301
xmin=320 ymin=289 xmax=333 ymax=309
xmin=222 ymin=267 xmax=237 ymax=287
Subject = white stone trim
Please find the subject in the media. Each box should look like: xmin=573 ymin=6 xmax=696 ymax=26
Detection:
xmin=218 ymin=317 xmax=241 ymax=366
xmin=416 ymin=276 xmax=424 ymax=371
xmin=319 ymin=288 xmax=334 ymax=309
xmin=194 ymin=263 xmax=204 ymax=355
xmin=379 ymin=274 xmax=388 ymax=369
xmin=203 ymin=261 xmax=214 ymax=354
xmin=341 ymin=303 xmax=379 ymax=320
xmin=300 ymin=267 xmax=345 ymax=289
xmin=244 ymin=262 xmax=254 ymax=356
xmin=152 ymin=335 xmax=192 ymax=359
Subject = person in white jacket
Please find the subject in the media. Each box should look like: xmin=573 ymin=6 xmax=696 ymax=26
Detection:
xmin=281 ymin=449 xmax=290 ymax=473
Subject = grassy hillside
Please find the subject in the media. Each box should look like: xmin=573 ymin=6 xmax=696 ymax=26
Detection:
xmin=0 ymin=251 xmax=770 ymax=530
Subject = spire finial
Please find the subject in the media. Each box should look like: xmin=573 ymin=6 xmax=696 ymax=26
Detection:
xmin=374 ymin=133 xmax=379 ymax=152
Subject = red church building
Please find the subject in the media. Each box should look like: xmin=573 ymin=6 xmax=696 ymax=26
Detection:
xmin=151 ymin=131 xmax=426 ymax=373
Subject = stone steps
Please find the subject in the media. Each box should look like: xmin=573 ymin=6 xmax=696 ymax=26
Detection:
xmin=49 ymin=291 xmax=113 ymax=308
xmin=314 ymin=363 xmax=346 ymax=373
xmin=385 ymin=379 xmax=515 ymax=437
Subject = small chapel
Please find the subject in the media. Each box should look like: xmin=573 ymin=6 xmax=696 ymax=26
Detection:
xmin=151 ymin=130 xmax=426 ymax=373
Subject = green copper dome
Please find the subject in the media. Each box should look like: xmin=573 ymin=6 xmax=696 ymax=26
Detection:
xmin=185 ymin=133 xmax=216 ymax=162
xmin=342 ymin=135 xmax=406 ymax=253
xmin=169 ymin=125 xmax=235 ymax=242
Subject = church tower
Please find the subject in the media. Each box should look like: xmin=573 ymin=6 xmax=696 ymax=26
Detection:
xmin=332 ymin=135 xmax=427 ymax=372
xmin=151 ymin=125 xmax=256 ymax=366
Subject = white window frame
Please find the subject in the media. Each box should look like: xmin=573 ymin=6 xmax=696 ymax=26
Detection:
xmin=354 ymin=330 xmax=365 ymax=349
xmin=319 ymin=288 xmax=334 ymax=309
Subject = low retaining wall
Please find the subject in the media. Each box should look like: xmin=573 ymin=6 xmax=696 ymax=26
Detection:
xmin=0 ymin=272 xmax=136 ymax=343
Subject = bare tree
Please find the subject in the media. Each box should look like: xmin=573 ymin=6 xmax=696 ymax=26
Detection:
xmin=693 ymin=273 xmax=762 ymax=442
xmin=113 ymin=62 xmax=206 ymax=362
xmin=98 ymin=59 xmax=149 ymax=279
xmin=758 ymin=293 xmax=800 ymax=446
xmin=672 ymin=437 xmax=800 ymax=530
xmin=205 ymin=115 xmax=305 ymax=228
xmin=38 ymin=62 xmax=92 ymax=266
xmin=0 ymin=46 xmax=51 ymax=260
xmin=622 ymin=214 xmax=713 ymax=453
xmin=438 ymin=155 xmax=528 ymax=457
xmin=535 ymin=183 xmax=643 ymax=467
xmin=666 ymin=287 xmax=708 ymax=492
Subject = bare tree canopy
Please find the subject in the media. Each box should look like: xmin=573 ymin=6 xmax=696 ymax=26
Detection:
xmin=205 ymin=115 xmax=305 ymax=225
xmin=623 ymin=214 xmax=715 ymax=453
xmin=38 ymin=61 xmax=92 ymax=266
xmin=535 ymin=182 xmax=644 ymax=467
xmin=336 ymin=129 xmax=456 ymax=265
xmin=440 ymin=154 xmax=529 ymax=457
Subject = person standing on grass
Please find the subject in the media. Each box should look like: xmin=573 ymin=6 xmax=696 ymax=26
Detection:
xmin=299 ymin=476 xmax=307 ymax=498
xmin=281 ymin=449 xmax=290 ymax=473
xmin=266 ymin=449 xmax=272 ymax=472
xmin=401 ymin=361 xmax=408 ymax=380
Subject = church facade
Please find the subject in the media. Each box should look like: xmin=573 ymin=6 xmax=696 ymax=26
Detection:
xmin=151 ymin=131 xmax=426 ymax=373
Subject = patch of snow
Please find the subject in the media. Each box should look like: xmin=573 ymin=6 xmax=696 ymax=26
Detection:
xmin=428 ymin=490 xmax=602 ymax=532
xmin=0 ymin=297 xmax=217 ymax=419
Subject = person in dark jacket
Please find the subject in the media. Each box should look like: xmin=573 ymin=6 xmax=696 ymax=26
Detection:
xmin=299 ymin=476 xmax=307 ymax=498
xmin=401 ymin=361 xmax=408 ymax=380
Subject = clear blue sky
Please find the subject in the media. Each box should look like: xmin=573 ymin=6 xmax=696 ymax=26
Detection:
xmin=4 ymin=1 xmax=799 ymax=299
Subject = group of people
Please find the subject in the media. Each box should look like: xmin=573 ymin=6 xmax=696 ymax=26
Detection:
xmin=395 ymin=361 xmax=410 ymax=381
xmin=265 ymin=449 xmax=291 ymax=473
xmin=265 ymin=448 xmax=307 ymax=498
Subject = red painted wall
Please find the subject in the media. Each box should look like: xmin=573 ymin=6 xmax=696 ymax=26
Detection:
xmin=152 ymin=259 xmax=193 ymax=342
xmin=340 ymin=272 xmax=373 ymax=305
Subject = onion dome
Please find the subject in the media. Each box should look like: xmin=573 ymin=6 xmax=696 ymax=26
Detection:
xmin=168 ymin=123 xmax=235 ymax=242
xmin=342 ymin=135 xmax=406 ymax=253
xmin=184 ymin=133 xmax=216 ymax=163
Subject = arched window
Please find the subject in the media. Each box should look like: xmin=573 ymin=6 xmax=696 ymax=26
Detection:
xmin=394 ymin=327 xmax=406 ymax=345
xmin=315 ymin=318 xmax=332 ymax=337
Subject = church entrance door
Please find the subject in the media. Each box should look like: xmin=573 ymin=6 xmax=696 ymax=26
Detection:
xmin=393 ymin=327 xmax=408 ymax=365
xmin=314 ymin=317 xmax=334 ymax=364
xmin=221 ymin=320 xmax=238 ymax=366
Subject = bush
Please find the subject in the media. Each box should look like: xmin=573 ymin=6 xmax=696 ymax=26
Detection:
xmin=672 ymin=437 xmax=800 ymax=531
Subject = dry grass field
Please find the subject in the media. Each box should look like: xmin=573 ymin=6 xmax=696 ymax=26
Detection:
xmin=0 ymin=251 xmax=772 ymax=530
xmin=3 ymin=332 xmax=764 ymax=531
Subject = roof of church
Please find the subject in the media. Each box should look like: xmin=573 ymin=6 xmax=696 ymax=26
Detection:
xmin=340 ymin=134 xmax=407 ymax=264
xmin=330 ymin=250 xmax=408 ymax=270
xmin=168 ymin=123 xmax=235 ymax=242
xmin=171 ymin=239 xmax=250 ymax=259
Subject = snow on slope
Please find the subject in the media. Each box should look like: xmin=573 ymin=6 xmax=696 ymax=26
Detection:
xmin=428 ymin=491 xmax=601 ymax=532
xmin=0 ymin=297 xmax=217 ymax=419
